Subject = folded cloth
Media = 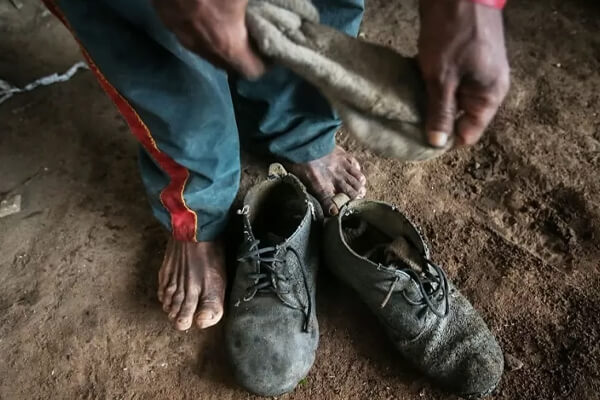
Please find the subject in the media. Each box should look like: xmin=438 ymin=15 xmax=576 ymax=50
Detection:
xmin=246 ymin=0 xmax=450 ymax=162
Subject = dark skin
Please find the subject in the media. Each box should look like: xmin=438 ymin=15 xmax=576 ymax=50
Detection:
xmin=152 ymin=0 xmax=510 ymax=331
xmin=419 ymin=0 xmax=510 ymax=147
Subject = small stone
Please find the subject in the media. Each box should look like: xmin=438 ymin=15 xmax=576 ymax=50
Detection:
xmin=506 ymin=191 xmax=526 ymax=212
xmin=505 ymin=353 xmax=524 ymax=371
xmin=0 ymin=194 xmax=21 ymax=218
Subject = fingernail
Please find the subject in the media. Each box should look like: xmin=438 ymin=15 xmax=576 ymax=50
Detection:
xmin=328 ymin=205 xmax=338 ymax=216
xmin=429 ymin=131 xmax=448 ymax=148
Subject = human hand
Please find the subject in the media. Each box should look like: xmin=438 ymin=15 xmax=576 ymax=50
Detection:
xmin=418 ymin=0 xmax=510 ymax=147
xmin=153 ymin=0 xmax=266 ymax=78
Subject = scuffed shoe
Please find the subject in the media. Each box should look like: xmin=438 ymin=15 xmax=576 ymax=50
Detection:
xmin=323 ymin=199 xmax=504 ymax=399
xmin=225 ymin=164 xmax=323 ymax=396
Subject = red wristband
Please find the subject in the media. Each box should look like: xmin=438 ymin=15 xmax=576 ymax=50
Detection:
xmin=466 ymin=0 xmax=506 ymax=9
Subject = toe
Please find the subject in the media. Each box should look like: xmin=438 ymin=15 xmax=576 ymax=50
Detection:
xmin=174 ymin=289 xmax=200 ymax=331
xmin=334 ymin=178 xmax=359 ymax=200
xmin=161 ymin=282 xmax=177 ymax=312
xmin=314 ymin=187 xmax=340 ymax=216
xmin=343 ymin=173 xmax=363 ymax=194
xmin=158 ymin=239 xmax=179 ymax=304
xmin=311 ymin=182 xmax=338 ymax=216
xmin=349 ymin=162 xmax=366 ymax=185
xmin=195 ymin=294 xmax=225 ymax=329
xmin=168 ymin=290 xmax=185 ymax=321
xmin=322 ymin=197 xmax=339 ymax=216
xmin=346 ymin=154 xmax=361 ymax=171
xmin=167 ymin=269 xmax=185 ymax=319
xmin=342 ymin=156 xmax=366 ymax=186
xmin=357 ymin=186 xmax=367 ymax=199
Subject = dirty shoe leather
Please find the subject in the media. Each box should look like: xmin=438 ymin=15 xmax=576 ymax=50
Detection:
xmin=225 ymin=165 xmax=323 ymax=396
xmin=324 ymin=200 xmax=504 ymax=399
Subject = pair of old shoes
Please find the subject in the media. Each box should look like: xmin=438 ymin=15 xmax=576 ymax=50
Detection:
xmin=225 ymin=165 xmax=504 ymax=399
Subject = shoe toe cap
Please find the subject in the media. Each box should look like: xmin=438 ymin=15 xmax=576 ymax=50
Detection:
xmin=226 ymin=316 xmax=317 ymax=396
xmin=451 ymin=348 xmax=504 ymax=399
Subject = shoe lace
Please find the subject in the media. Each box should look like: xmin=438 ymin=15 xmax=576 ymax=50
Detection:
xmin=238 ymin=239 xmax=313 ymax=332
xmin=381 ymin=258 xmax=450 ymax=319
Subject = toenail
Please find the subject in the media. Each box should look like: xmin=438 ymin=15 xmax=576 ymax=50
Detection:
xmin=197 ymin=310 xmax=215 ymax=321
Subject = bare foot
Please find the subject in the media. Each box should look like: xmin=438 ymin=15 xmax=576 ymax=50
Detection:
xmin=284 ymin=146 xmax=367 ymax=216
xmin=157 ymin=239 xmax=226 ymax=331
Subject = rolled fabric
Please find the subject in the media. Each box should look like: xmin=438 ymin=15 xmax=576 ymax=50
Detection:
xmin=246 ymin=0 xmax=451 ymax=161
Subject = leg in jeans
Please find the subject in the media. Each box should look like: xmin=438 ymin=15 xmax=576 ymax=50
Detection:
xmin=46 ymin=0 xmax=235 ymax=330
xmin=233 ymin=0 xmax=368 ymax=215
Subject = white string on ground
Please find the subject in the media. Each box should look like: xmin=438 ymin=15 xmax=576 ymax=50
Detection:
xmin=0 ymin=61 xmax=88 ymax=105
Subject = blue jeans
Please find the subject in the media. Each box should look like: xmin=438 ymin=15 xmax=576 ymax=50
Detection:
xmin=50 ymin=0 xmax=364 ymax=241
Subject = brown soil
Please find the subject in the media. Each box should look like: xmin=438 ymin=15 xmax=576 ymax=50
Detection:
xmin=1 ymin=0 xmax=599 ymax=399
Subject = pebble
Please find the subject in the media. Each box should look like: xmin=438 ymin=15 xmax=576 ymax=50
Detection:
xmin=505 ymin=353 xmax=524 ymax=371
xmin=0 ymin=194 xmax=21 ymax=218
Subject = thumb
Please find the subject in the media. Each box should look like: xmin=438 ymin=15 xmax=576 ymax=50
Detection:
xmin=425 ymin=79 xmax=458 ymax=148
xmin=227 ymin=23 xmax=267 ymax=79
xmin=231 ymin=42 xmax=266 ymax=79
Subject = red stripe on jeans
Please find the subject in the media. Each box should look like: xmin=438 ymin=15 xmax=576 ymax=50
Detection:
xmin=42 ymin=0 xmax=199 ymax=242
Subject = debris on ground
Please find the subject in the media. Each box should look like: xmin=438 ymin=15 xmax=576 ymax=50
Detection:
xmin=0 ymin=194 xmax=22 ymax=218
xmin=8 ymin=0 xmax=24 ymax=10
xmin=0 ymin=61 xmax=88 ymax=105
xmin=505 ymin=353 xmax=525 ymax=372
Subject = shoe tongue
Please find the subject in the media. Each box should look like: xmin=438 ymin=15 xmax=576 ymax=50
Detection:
xmin=263 ymin=232 xmax=285 ymax=246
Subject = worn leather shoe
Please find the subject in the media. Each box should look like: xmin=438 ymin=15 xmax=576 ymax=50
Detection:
xmin=323 ymin=199 xmax=504 ymax=399
xmin=225 ymin=164 xmax=323 ymax=396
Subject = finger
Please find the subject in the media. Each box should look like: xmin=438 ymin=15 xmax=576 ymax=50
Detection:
xmin=425 ymin=78 xmax=459 ymax=148
xmin=226 ymin=38 xmax=266 ymax=79
xmin=455 ymin=107 xmax=496 ymax=146
xmin=455 ymin=81 xmax=507 ymax=146
xmin=172 ymin=20 xmax=265 ymax=78
xmin=172 ymin=29 xmax=230 ymax=71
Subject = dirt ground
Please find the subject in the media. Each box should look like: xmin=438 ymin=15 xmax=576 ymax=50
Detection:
xmin=1 ymin=0 xmax=599 ymax=399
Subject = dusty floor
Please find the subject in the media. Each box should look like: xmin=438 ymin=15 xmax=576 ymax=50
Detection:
xmin=1 ymin=0 xmax=599 ymax=399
